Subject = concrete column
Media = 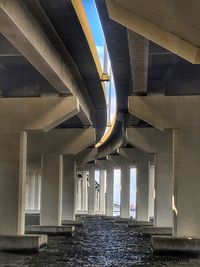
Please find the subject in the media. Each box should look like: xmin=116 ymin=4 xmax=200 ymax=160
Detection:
xmin=136 ymin=161 xmax=149 ymax=221
xmin=88 ymin=169 xmax=95 ymax=215
xmin=154 ymin=153 xmax=173 ymax=227
xmin=0 ymin=131 xmax=27 ymax=235
xmin=77 ymin=178 xmax=82 ymax=211
xmin=120 ymin=164 xmax=130 ymax=218
xmin=34 ymin=170 xmax=41 ymax=210
xmin=62 ymin=158 xmax=76 ymax=221
xmin=148 ymin=162 xmax=155 ymax=220
xmin=106 ymin=168 xmax=114 ymax=216
xmin=173 ymin=128 xmax=200 ymax=237
xmin=82 ymin=171 xmax=88 ymax=212
xmin=40 ymin=155 xmax=63 ymax=226
xmin=99 ymin=170 xmax=106 ymax=214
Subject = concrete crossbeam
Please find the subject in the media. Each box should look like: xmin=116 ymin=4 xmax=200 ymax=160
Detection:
xmin=28 ymin=128 xmax=96 ymax=155
xmin=0 ymin=0 xmax=92 ymax=125
xmin=0 ymin=96 xmax=79 ymax=132
xmin=128 ymin=95 xmax=200 ymax=130
xmin=106 ymin=0 xmax=200 ymax=63
xmin=126 ymin=128 xmax=172 ymax=153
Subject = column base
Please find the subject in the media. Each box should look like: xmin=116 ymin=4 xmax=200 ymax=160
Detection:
xmin=25 ymin=225 xmax=74 ymax=236
xmin=0 ymin=234 xmax=47 ymax=252
xmin=141 ymin=227 xmax=172 ymax=236
xmin=100 ymin=215 xmax=115 ymax=221
xmin=152 ymin=236 xmax=200 ymax=257
xmin=62 ymin=220 xmax=82 ymax=227
xmin=128 ymin=221 xmax=153 ymax=227
xmin=114 ymin=217 xmax=131 ymax=223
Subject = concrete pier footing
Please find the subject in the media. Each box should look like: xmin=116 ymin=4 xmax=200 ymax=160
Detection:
xmin=152 ymin=236 xmax=200 ymax=256
xmin=128 ymin=221 xmax=153 ymax=227
xmin=62 ymin=220 xmax=82 ymax=227
xmin=25 ymin=225 xmax=74 ymax=236
xmin=0 ymin=235 xmax=47 ymax=252
xmin=141 ymin=227 xmax=172 ymax=236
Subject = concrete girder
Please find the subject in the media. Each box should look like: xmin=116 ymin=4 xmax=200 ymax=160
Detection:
xmin=28 ymin=128 xmax=96 ymax=155
xmin=106 ymin=0 xmax=200 ymax=64
xmin=128 ymin=95 xmax=200 ymax=130
xmin=0 ymin=96 xmax=79 ymax=132
xmin=126 ymin=128 xmax=172 ymax=153
xmin=0 ymin=0 xmax=91 ymax=125
xmin=119 ymin=148 xmax=152 ymax=162
xmin=76 ymin=148 xmax=98 ymax=166
xmin=127 ymin=30 xmax=149 ymax=95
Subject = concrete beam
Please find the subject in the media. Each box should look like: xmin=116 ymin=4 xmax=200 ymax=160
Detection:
xmin=76 ymin=148 xmax=98 ymax=166
xmin=0 ymin=0 xmax=91 ymax=125
xmin=106 ymin=0 xmax=200 ymax=63
xmin=126 ymin=128 xmax=172 ymax=153
xmin=28 ymin=128 xmax=96 ymax=155
xmin=119 ymin=148 xmax=152 ymax=162
xmin=0 ymin=96 xmax=79 ymax=132
xmin=129 ymin=95 xmax=200 ymax=130
xmin=127 ymin=30 xmax=149 ymax=95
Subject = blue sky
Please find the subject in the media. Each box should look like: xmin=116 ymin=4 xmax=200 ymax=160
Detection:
xmin=82 ymin=0 xmax=116 ymax=122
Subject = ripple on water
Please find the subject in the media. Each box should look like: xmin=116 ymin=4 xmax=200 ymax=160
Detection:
xmin=0 ymin=218 xmax=200 ymax=266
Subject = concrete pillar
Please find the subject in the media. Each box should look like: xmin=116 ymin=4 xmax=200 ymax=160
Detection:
xmin=82 ymin=171 xmax=88 ymax=212
xmin=40 ymin=155 xmax=63 ymax=226
xmin=99 ymin=170 xmax=106 ymax=214
xmin=0 ymin=131 xmax=27 ymax=235
xmin=154 ymin=153 xmax=173 ymax=227
xmin=77 ymin=178 xmax=82 ymax=211
xmin=136 ymin=161 xmax=149 ymax=221
xmin=120 ymin=164 xmax=130 ymax=218
xmin=106 ymin=168 xmax=114 ymax=216
xmin=173 ymin=128 xmax=200 ymax=237
xmin=88 ymin=169 xmax=95 ymax=215
xmin=62 ymin=158 xmax=76 ymax=221
xmin=148 ymin=162 xmax=155 ymax=220
xmin=34 ymin=170 xmax=41 ymax=210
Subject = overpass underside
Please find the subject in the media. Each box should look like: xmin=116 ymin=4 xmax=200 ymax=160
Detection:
xmin=0 ymin=0 xmax=200 ymax=264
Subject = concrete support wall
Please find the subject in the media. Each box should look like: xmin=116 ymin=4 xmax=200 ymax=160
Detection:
xmin=0 ymin=131 xmax=27 ymax=235
xmin=106 ymin=168 xmax=114 ymax=216
xmin=120 ymin=165 xmax=130 ymax=218
xmin=173 ymin=128 xmax=200 ymax=237
xmin=40 ymin=155 xmax=63 ymax=226
xmin=99 ymin=170 xmax=106 ymax=214
xmin=136 ymin=161 xmax=149 ymax=221
xmin=26 ymin=169 xmax=41 ymax=211
xmin=154 ymin=153 xmax=173 ymax=227
xmin=88 ymin=169 xmax=95 ymax=215
xmin=62 ymin=158 xmax=76 ymax=221
xmin=148 ymin=162 xmax=155 ymax=220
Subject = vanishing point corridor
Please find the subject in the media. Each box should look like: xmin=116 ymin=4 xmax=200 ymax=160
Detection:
xmin=0 ymin=217 xmax=200 ymax=267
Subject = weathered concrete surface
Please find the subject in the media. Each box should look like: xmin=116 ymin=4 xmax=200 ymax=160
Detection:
xmin=28 ymin=128 xmax=96 ymax=155
xmin=62 ymin=220 xmax=82 ymax=227
xmin=0 ymin=235 xmax=47 ymax=252
xmin=128 ymin=95 xmax=200 ymax=130
xmin=0 ymin=0 xmax=92 ymax=124
xmin=120 ymin=164 xmax=130 ymax=219
xmin=62 ymin=158 xmax=76 ymax=221
xmin=141 ymin=227 xmax=172 ymax=236
xmin=128 ymin=221 xmax=153 ymax=227
xmin=106 ymin=0 xmax=200 ymax=63
xmin=0 ymin=96 xmax=79 ymax=132
xmin=40 ymin=155 xmax=63 ymax=226
xmin=105 ymin=168 xmax=114 ymax=216
xmin=0 ymin=132 xmax=27 ymax=236
xmin=152 ymin=236 xmax=200 ymax=256
xmin=25 ymin=226 xmax=74 ymax=236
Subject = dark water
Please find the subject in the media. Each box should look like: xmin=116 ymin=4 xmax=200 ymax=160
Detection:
xmin=0 ymin=218 xmax=200 ymax=266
